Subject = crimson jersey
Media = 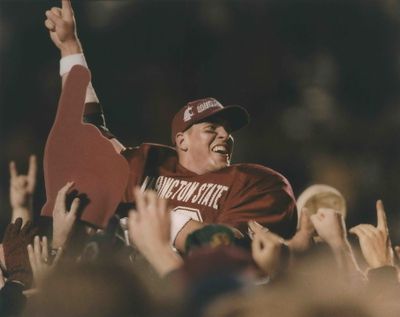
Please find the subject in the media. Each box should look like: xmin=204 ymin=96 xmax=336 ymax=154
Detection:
xmin=122 ymin=143 xmax=297 ymax=239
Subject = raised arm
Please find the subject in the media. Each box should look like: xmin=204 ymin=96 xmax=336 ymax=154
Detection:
xmin=349 ymin=200 xmax=395 ymax=271
xmin=44 ymin=0 xmax=125 ymax=152
xmin=44 ymin=0 xmax=84 ymax=85
xmin=9 ymin=155 xmax=37 ymax=225
xmin=310 ymin=208 xmax=364 ymax=282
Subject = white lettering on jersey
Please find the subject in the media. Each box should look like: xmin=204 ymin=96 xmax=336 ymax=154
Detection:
xmin=171 ymin=180 xmax=188 ymax=200
xmin=212 ymin=185 xmax=228 ymax=209
xmin=192 ymin=183 xmax=207 ymax=204
xmin=165 ymin=180 xmax=180 ymax=199
xmin=141 ymin=176 xmax=228 ymax=210
xmin=182 ymin=182 xmax=200 ymax=202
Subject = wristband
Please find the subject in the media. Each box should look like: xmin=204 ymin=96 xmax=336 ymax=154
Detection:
xmin=170 ymin=211 xmax=193 ymax=246
xmin=60 ymin=54 xmax=99 ymax=103
xmin=60 ymin=53 xmax=88 ymax=76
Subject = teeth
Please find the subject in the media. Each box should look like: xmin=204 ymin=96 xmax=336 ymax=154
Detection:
xmin=212 ymin=145 xmax=228 ymax=154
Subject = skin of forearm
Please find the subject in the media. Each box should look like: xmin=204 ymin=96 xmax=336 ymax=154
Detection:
xmin=51 ymin=228 xmax=71 ymax=249
xmin=51 ymin=236 xmax=66 ymax=250
xmin=61 ymin=39 xmax=82 ymax=57
xmin=330 ymin=241 xmax=362 ymax=276
xmin=144 ymin=243 xmax=183 ymax=277
xmin=11 ymin=206 xmax=32 ymax=225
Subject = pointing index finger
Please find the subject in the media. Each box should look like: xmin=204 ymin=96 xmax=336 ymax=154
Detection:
xmin=376 ymin=199 xmax=388 ymax=232
xmin=61 ymin=0 xmax=74 ymax=19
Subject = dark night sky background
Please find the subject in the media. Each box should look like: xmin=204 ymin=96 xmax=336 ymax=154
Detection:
xmin=1 ymin=0 xmax=400 ymax=243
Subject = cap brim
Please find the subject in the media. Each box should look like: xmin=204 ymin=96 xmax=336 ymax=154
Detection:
xmin=197 ymin=105 xmax=250 ymax=133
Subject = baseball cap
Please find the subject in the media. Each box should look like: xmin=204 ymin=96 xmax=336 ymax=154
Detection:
xmin=171 ymin=97 xmax=250 ymax=145
xmin=184 ymin=224 xmax=237 ymax=254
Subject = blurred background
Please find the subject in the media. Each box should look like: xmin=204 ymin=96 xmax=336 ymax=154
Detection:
xmin=1 ymin=0 xmax=400 ymax=241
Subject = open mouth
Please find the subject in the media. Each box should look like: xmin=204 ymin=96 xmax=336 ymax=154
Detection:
xmin=212 ymin=144 xmax=230 ymax=156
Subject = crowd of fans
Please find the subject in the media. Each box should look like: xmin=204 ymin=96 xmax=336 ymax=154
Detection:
xmin=0 ymin=154 xmax=399 ymax=316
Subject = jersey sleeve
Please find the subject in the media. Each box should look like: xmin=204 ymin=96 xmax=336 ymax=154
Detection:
xmin=121 ymin=143 xmax=179 ymax=203
xmin=216 ymin=166 xmax=297 ymax=239
xmin=83 ymin=102 xmax=115 ymax=139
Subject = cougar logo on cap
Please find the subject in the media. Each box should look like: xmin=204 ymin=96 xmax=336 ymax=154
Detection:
xmin=171 ymin=97 xmax=249 ymax=145
xmin=183 ymin=106 xmax=194 ymax=122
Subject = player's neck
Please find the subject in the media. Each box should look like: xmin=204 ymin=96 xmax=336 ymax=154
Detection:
xmin=178 ymin=158 xmax=206 ymax=175
xmin=177 ymin=154 xmax=210 ymax=175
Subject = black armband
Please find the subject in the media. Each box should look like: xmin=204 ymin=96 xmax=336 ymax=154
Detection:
xmin=83 ymin=102 xmax=115 ymax=139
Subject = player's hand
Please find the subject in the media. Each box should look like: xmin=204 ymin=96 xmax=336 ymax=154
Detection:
xmin=52 ymin=182 xmax=80 ymax=249
xmin=44 ymin=0 xmax=82 ymax=56
xmin=286 ymin=208 xmax=314 ymax=253
xmin=9 ymin=155 xmax=37 ymax=223
xmin=349 ymin=200 xmax=394 ymax=269
xmin=310 ymin=208 xmax=347 ymax=249
xmin=249 ymin=220 xmax=286 ymax=277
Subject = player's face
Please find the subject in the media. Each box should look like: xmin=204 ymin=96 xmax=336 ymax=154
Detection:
xmin=183 ymin=118 xmax=234 ymax=174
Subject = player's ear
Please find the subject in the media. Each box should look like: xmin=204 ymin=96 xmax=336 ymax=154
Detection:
xmin=175 ymin=132 xmax=188 ymax=151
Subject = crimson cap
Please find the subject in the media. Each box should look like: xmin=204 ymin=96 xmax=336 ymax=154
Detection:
xmin=171 ymin=97 xmax=250 ymax=145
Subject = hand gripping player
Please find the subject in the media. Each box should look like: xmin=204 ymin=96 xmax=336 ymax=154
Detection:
xmin=44 ymin=0 xmax=297 ymax=252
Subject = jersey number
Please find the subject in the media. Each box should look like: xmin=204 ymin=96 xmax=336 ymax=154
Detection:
xmin=171 ymin=206 xmax=203 ymax=222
